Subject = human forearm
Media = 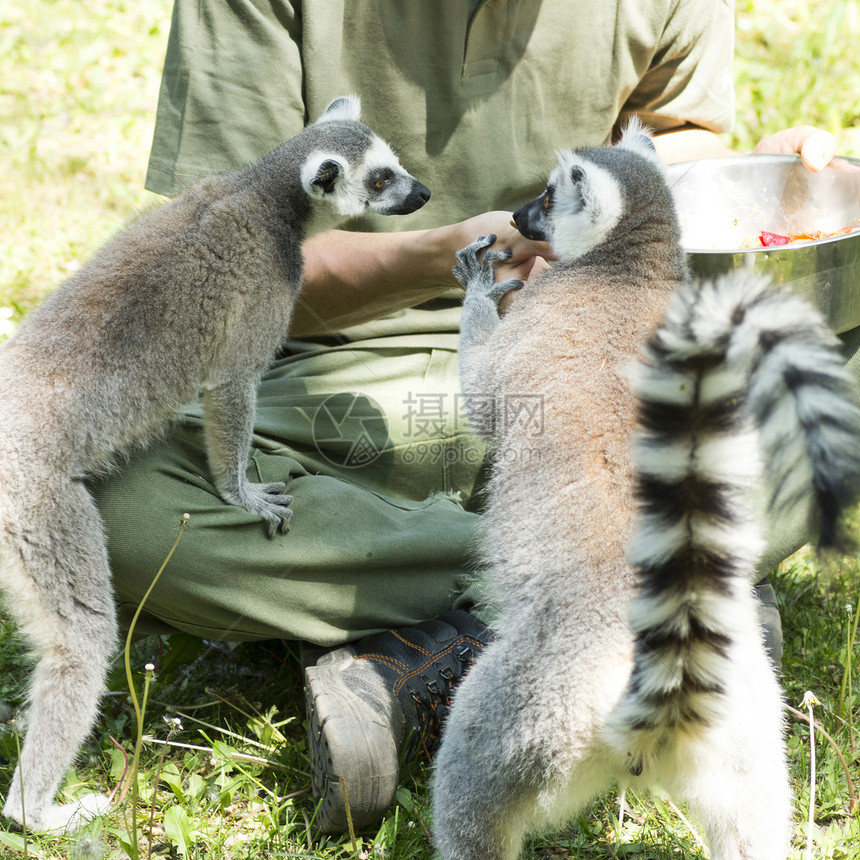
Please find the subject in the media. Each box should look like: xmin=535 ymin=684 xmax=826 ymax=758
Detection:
xmin=652 ymin=127 xmax=735 ymax=163
xmin=291 ymin=213 xmax=552 ymax=336
xmin=291 ymin=226 xmax=461 ymax=336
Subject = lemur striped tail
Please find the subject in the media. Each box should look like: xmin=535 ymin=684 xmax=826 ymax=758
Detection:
xmin=609 ymin=271 xmax=860 ymax=775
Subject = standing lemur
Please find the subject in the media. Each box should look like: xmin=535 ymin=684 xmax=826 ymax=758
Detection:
xmin=0 ymin=96 xmax=429 ymax=833
xmin=432 ymin=124 xmax=860 ymax=860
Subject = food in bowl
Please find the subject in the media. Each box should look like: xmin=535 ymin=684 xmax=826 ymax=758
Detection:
xmin=666 ymin=154 xmax=860 ymax=333
xmin=741 ymin=224 xmax=860 ymax=248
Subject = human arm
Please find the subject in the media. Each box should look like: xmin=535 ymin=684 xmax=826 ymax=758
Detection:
xmin=653 ymin=123 xmax=837 ymax=172
xmin=290 ymin=212 xmax=553 ymax=336
xmin=292 ymin=121 xmax=837 ymax=337
xmin=291 ymin=119 xmax=836 ymax=336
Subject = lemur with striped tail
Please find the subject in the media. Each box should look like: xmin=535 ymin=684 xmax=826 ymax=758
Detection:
xmin=432 ymin=124 xmax=860 ymax=860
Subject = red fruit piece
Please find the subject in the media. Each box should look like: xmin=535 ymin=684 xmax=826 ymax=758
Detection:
xmin=759 ymin=231 xmax=791 ymax=247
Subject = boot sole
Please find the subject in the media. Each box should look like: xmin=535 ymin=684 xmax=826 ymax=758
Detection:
xmin=305 ymin=662 xmax=400 ymax=833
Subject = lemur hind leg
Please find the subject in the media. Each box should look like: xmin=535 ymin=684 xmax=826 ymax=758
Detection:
xmin=662 ymin=652 xmax=791 ymax=860
xmin=433 ymin=635 xmax=614 ymax=860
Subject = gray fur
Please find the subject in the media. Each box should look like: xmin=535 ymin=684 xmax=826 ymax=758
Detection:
xmin=433 ymin=130 xmax=860 ymax=859
xmin=0 ymin=95 xmax=428 ymax=833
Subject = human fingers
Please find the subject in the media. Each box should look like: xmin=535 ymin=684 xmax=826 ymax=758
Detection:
xmin=494 ymin=253 xmax=551 ymax=284
xmin=752 ymin=126 xmax=837 ymax=172
xmin=458 ymin=211 xmax=555 ymax=262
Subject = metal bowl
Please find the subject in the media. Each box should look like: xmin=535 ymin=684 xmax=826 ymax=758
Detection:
xmin=666 ymin=154 xmax=860 ymax=333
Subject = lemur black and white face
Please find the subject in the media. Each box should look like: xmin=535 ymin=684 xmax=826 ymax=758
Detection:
xmin=300 ymin=96 xmax=430 ymax=226
xmin=512 ymin=121 xmax=661 ymax=263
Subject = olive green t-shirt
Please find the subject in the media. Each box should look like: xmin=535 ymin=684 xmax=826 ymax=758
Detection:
xmin=147 ymin=0 xmax=734 ymax=214
xmin=145 ymin=0 xmax=734 ymax=338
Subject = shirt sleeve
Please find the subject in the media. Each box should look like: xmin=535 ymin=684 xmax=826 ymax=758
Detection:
xmin=617 ymin=0 xmax=735 ymax=136
xmin=145 ymin=0 xmax=306 ymax=196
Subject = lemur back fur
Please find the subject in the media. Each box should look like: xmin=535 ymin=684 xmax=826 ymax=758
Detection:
xmin=0 ymin=95 xmax=429 ymax=833
xmin=432 ymin=126 xmax=860 ymax=860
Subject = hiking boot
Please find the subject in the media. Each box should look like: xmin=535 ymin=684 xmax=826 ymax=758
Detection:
xmin=304 ymin=610 xmax=493 ymax=834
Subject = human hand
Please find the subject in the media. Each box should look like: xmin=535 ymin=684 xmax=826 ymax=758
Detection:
xmin=454 ymin=211 xmax=556 ymax=312
xmin=457 ymin=211 xmax=556 ymax=277
xmin=752 ymin=125 xmax=837 ymax=172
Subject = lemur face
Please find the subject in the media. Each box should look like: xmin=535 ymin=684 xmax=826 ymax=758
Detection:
xmin=301 ymin=95 xmax=430 ymax=222
xmin=512 ymin=155 xmax=623 ymax=263
xmin=512 ymin=187 xmax=552 ymax=243
xmin=512 ymin=121 xmax=661 ymax=264
xmin=360 ymin=138 xmax=432 ymax=216
xmin=303 ymin=145 xmax=430 ymax=218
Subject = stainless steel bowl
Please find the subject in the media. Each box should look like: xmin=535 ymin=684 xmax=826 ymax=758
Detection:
xmin=666 ymin=154 xmax=860 ymax=333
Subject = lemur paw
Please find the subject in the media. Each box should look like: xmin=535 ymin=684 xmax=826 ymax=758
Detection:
xmin=453 ymin=234 xmax=498 ymax=288
xmin=454 ymin=235 xmax=523 ymax=311
xmin=18 ymin=793 xmax=111 ymax=834
xmin=224 ymin=482 xmax=293 ymax=537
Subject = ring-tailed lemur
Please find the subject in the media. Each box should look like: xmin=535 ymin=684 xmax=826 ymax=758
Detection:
xmin=0 ymin=95 xmax=429 ymax=834
xmin=432 ymin=125 xmax=860 ymax=860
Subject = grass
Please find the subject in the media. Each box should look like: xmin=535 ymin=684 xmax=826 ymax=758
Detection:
xmin=0 ymin=0 xmax=166 ymax=322
xmin=1 ymin=0 xmax=860 ymax=857
xmin=733 ymin=0 xmax=860 ymax=155
xmin=4 ymin=554 xmax=860 ymax=859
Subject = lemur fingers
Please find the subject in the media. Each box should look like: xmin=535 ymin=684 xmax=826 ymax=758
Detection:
xmin=481 ymin=248 xmax=514 ymax=268
xmin=455 ymin=235 xmax=520 ymax=310
xmin=223 ymin=481 xmax=294 ymax=537
xmin=487 ymin=279 xmax=523 ymax=308
xmin=453 ymin=234 xmax=498 ymax=288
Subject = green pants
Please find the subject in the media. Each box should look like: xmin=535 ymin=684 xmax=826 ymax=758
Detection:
xmin=92 ymin=326 xmax=860 ymax=647
xmin=92 ymin=333 xmax=487 ymax=647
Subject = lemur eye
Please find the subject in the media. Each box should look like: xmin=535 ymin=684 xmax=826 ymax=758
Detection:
xmin=543 ymin=188 xmax=553 ymax=210
xmin=369 ymin=168 xmax=394 ymax=192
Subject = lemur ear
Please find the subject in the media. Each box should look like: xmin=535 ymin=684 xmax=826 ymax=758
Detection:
xmin=569 ymin=165 xmax=586 ymax=185
xmin=550 ymin=152 xmax=589 ymax=215
xmin=311 ymin=159 xmax=342 ymax=195
xmin=317 ymin=95 xmax=362 ymax=124
xmin=567 ymin=165 xmax=587 ymax=212
xmin=302 ymin=154 xmax=346 ymax=198
xmin=618 ymin=117 xmax=660 ymax=163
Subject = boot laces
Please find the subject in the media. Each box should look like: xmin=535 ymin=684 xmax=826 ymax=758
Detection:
xmin=406 ymin=643 xmax=476 ymax=753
